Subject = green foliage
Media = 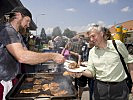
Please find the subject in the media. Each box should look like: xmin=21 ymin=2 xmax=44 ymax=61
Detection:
xmin=40 ymin=28 xmax=46 ymax=40
xmin=52 ymin=26 xmax=62 ymax=37
xmin=47 ymin=36 xmax=52 ymax=41
xmin=63 ymin=28 xmax=76 ymax=38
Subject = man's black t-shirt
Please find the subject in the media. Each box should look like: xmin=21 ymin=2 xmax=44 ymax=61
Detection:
xmin=0 ymin=23 xmax=25 ymax=81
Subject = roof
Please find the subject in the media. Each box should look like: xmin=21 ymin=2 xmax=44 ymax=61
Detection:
xmin=109 ymin=20 xmax=133 ymax=33
xmin=72 ymin=32 xmax=88 ymax=39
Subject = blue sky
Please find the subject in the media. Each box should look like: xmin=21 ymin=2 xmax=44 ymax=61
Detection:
xmin=20 ymin=0 xmax=133 ymax=35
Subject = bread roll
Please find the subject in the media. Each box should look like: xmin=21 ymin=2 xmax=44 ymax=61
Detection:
xmin=68 ymin=61 xmax=79 ymax=69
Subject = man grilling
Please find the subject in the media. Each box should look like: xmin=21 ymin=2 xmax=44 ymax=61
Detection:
xmin=0 ymin=6 xmax=65 ymax=100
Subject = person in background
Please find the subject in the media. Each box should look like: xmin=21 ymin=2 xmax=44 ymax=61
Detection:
xmin=54 ymin=36 xmax=65 ymax=53
xmin=48 ymin=36 xmax=55 ymax=50
xmin=79 ymin=38 xmax=95 ymax=100
xmin=0 ymin=6 xmax=65 ymax=100
xmin=61 ymin=42 xmax=71 ymax=59
xmin=67 ymin=36 xmax=88 ymax=99
xmin=61 ymin=41 xmax=81 ymax=63
xmin=74 ymin=36 xmax=95 ymax=100
xmin=35 ymin=37 xmax=41 ymax=51
xmin=28 ymin=35 xmax=36 ymax=51
xmin=72 ymin=24 xmax=133 ymax=100
xmin=60 ymin=41 xmax=81 ymax=73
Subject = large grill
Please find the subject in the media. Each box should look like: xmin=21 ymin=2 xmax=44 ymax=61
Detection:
xmin=6 ymin=73 xmax=77 ymax=100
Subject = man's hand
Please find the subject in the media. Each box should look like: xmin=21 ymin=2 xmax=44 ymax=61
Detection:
xmin=53 ymin=53 xmax=65 ymax=64
xmin=69 ymin=72 xmax=83 ymax=78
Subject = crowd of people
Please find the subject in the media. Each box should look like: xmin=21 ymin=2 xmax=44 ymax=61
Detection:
xmin=0 ymin=6 xmax=133 ymax=100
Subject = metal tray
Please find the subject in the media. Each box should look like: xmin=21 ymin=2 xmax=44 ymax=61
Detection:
xmin=6 ymin=73 xmax=77 ymax=100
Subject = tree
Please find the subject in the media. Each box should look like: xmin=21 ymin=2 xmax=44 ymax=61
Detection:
xmin=40 ymin=28 xmax=48 ymax=44
xmin=63 ymin=28 xmax=76 ymax=38
xmin=40 ymin=28 xmax=46 ymax=40
xmin=52 ymin=26 xmax=62 ymax=37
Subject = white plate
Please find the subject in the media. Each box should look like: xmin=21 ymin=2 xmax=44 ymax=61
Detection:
xmin=64 ymin=61 xmax=87 ymax=72
xmin=81 ymin=61 xmax=88 ymax=66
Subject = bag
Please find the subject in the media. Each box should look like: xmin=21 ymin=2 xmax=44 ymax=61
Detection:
xmin=112 ymin=40 xmax=132 ymax=93
xmin=126 ymin=78 xmax=132 ymax=93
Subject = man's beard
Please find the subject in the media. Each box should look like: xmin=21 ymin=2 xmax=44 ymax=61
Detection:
xmin=19 ymin=26 xmax=26 ymax=35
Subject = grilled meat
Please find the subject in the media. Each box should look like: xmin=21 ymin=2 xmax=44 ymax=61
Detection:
xmin=20 ymin=88 xmax=40 ymax=94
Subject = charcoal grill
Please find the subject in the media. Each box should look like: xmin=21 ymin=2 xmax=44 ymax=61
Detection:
xmin=6 ymin=73 xmax=77 ymax=100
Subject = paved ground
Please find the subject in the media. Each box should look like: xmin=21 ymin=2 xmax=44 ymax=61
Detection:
xmin=81 ymin=85 xmax=95 ymax=100
xmin=81 ymin=88 xmax=90 ymax=100
xmin=129 ymin=94 xmax=133 ymax=100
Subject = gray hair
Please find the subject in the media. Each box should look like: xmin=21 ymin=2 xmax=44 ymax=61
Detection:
xmin=87 ymin=24 xmax=111 ymax=40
